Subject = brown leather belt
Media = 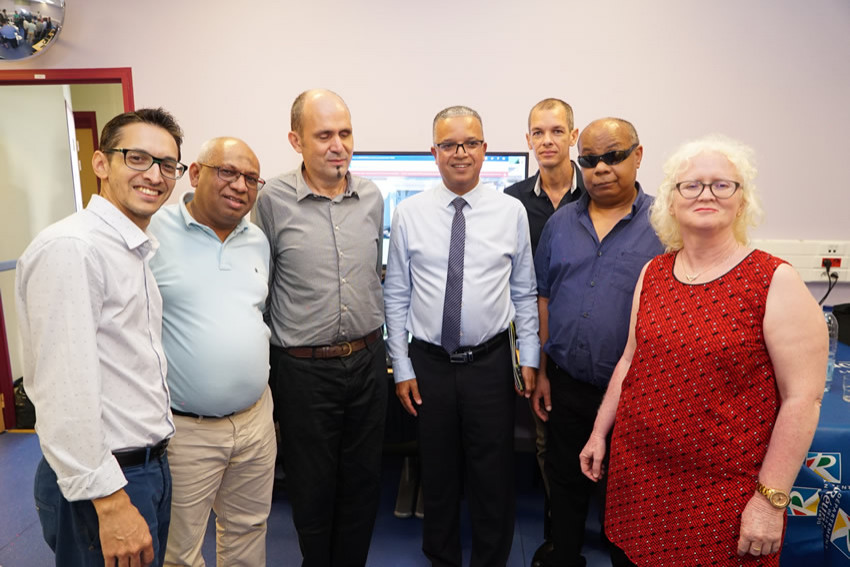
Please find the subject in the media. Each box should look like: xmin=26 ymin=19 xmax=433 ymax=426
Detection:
xmin=283 ymin=329 xmax=381 ymax=359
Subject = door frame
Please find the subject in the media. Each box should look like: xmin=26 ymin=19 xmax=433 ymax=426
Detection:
xmin=0 ymin=67 xmax=134 ymax=428
xmin=0 ymin=67 xmax=134 ymax=110
xmin=73 ymin=110 xmax=101 ymax=197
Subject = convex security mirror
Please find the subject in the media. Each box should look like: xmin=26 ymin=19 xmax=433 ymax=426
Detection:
xmin=0 ymin=0 xmax=64 ymax=61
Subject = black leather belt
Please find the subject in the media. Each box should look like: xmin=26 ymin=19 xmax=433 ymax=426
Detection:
xmin=281 ymin=329 xmax=382 ymax=359
xmin=171 ymin=408 xmax=235 ymax=419
xmin=411 ymin=330 xmax=509 ymax=364
xmin=112 ymin=439 xmax=169 ymax=468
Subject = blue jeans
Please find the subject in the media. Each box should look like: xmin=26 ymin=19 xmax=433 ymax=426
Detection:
xmin=34 ymin=454 xmax=172 ymax=567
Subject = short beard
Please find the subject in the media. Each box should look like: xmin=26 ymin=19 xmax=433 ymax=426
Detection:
xmin=336 ymin=166 xmax=343 ymax=179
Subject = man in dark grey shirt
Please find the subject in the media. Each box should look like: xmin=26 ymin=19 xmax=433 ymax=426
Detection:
xmin=255 ymin=89 xmax=387 ymax=567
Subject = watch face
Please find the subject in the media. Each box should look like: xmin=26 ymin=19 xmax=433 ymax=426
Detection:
xmin=770 ymin=492 xmax=790 ymax=508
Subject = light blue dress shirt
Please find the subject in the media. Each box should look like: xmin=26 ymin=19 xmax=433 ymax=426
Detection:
xmin=384 ymin=182 xmax=540 ymax=383
xmin=149 ymin=192 xmax=271 ymax=417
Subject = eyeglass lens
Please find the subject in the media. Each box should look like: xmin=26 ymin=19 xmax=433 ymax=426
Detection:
xmin=109 ymin=148 xmax=185 ymax=179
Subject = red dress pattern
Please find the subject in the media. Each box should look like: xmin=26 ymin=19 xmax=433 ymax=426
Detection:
xmin=605 ymin=250 xmax=786 ymax=566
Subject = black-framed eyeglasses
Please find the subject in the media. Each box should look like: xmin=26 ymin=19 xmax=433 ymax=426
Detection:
xmin=434 ymin=139 xmax=485 ymax=154
xmin=577 ymin=143 xmax=639 ymax=169
xmin=198 ymin=163 xmax=265 ymax=191
xmin=104 ymin=148 xmax=187 ymax=180
xmin=675 ymin=180 xmax=741 ymax=200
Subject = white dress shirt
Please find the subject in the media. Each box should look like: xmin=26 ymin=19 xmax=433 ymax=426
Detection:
xmin=15 ymin=195 xmax=174 ymax=501
xmin=384 ymin=182 xmax=540 ymax=383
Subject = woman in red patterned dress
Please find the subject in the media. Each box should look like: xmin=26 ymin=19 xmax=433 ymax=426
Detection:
xmin=578 ymin=135 xmax=827 ymax=566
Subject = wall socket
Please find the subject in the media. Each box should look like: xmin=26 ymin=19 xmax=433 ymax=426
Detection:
xmin=751 ymin=240 xmax=849 ymax=283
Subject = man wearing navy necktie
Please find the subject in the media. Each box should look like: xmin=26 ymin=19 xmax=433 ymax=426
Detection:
xmin=384 ymin=105 xmax=540 ymax=567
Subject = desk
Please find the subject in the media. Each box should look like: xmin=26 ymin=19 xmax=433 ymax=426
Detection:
xmin=782 ymin=341 xmax=850 ymax=566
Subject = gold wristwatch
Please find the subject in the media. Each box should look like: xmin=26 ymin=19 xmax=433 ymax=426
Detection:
xmin=756 ymin=481 xmax=790 ymax=509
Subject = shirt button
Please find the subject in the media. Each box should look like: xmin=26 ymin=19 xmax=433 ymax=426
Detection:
xmin=590 ymin=281 xmax=596 ymax=287
xmin=582 ymin=312 xmax=589 ymax=318
xmin=597 ymin=251 xmax=602 ymax=257
xmin=342 ymin=305 xmax=348 ymax=311
xmin=341 ymin=278 xmax=346 ymax=284
xmin=335 ymin=225 xmax=340 ymax=231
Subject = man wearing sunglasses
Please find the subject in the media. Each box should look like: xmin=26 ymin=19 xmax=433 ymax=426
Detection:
xmin=532 ymin=118 xmax=664 ymax=567
xmin=16 ymin=108 xmax=184 ymax=567
xmin=147 ymin=137 xmax=275 ymax=566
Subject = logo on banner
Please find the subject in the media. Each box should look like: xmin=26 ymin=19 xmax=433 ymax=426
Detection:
xmin=789 ymin=487 xmax=820 ymax=517
xmin=806 ymin=452 xmax=842 ymax=483
xmin=830 ymin=508 xmax=850 ymax=559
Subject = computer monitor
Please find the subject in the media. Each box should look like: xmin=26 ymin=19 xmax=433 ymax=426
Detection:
xmin=349 ymin=151 xmax=530 ymax=264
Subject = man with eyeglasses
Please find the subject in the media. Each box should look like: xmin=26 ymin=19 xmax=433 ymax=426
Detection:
xmin=16 ymin=108 xmax=184 ymax=567
xmin=384 ymin=105 xmax=539 ymax=566
xmin=531 ymin=117 xmax=664 ymax=567
xmin=146 ymin=137 xmax=274 ymax=566
xmin=255 ymin=89 xmax=387 ymax=567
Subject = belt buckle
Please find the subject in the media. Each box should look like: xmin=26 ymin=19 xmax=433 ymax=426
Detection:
xmin=449 ymin=350 xmax=473 ymax=364
xmin=339 ymin=341 xmax=353 ymax=357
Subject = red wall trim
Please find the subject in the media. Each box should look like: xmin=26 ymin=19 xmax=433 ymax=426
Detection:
xmin=0 ymin=67 xmax=134 ymax=110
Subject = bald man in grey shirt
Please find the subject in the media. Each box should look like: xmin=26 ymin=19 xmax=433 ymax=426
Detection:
xmin=255 ymin=89 xmax=386 ymax=567
xmin=257 ymin=165 xmax=384 ymax=345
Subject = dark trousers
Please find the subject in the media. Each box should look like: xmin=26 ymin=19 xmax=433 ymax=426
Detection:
xmin=545 ymin=360 xmax=616 ymax=567
xmin=411 ymin=336 xmax=516 ymax=567
xmin=34 ymin=454 xmax=171 ymax=567
xmin=270 ymin=337 xmax=388 ymax=567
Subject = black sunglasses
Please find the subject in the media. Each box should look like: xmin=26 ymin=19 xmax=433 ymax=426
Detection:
xmin=578 ymin=143 xmax=639 ymax=169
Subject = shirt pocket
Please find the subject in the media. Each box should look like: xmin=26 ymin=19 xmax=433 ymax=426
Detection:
xmin=610 ymin=249 xmax=655 ymax=293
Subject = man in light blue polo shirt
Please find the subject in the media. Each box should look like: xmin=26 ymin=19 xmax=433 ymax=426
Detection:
xmin=148 ymin=137 xmax=274 ymax=566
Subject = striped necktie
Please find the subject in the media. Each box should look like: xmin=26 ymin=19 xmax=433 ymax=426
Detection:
xmin=441 ymin=197 xmax=466 ymax=354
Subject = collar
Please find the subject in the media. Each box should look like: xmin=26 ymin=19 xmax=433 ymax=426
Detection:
xmin=87 ymin=194 xmax=156 ymax=254
xmin=177 ymin=191 xmax=251 ymax=237
xmin=436 ymin=180 xmax=487 ymax=209
xmin=294 ymin=163 xmax=356 ymax=202
xmin=576 ymin=181 xmax=647 ymax=219
xmin=533 ymin=161 xmax=579 ymax=197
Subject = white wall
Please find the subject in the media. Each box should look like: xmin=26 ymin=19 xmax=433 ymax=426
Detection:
xmin=0 ymin=84 xmax=76 ymax=381
xmin=2 ymin=0 xmax=848 ymax=279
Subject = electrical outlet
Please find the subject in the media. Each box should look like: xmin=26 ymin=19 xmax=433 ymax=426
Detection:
xmin=823 ymin=257 xmax=843 ymax=268
xmin=817 ymin=242 xmax=846 ymax=255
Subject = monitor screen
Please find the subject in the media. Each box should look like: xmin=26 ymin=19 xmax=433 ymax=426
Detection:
xmin=349 ymin=151 xmax=529 ymax=264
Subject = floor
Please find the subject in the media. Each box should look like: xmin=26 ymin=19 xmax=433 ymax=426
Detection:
xmin=0 ymin=430 xmax=613 ymax=566
xmin=0 ymin=39 xmax=33 ymax=60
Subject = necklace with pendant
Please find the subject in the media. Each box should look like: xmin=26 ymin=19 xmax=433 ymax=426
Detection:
xmin=681 ymin=246 xmax=739 ymax=283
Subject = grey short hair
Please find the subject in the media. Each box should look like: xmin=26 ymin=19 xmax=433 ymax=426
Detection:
xmin=432 ymin=106 xmax=483 ymax=140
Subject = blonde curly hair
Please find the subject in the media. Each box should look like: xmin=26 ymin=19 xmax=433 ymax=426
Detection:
xmin=650 ymin=134 xmax=763 ymax=252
